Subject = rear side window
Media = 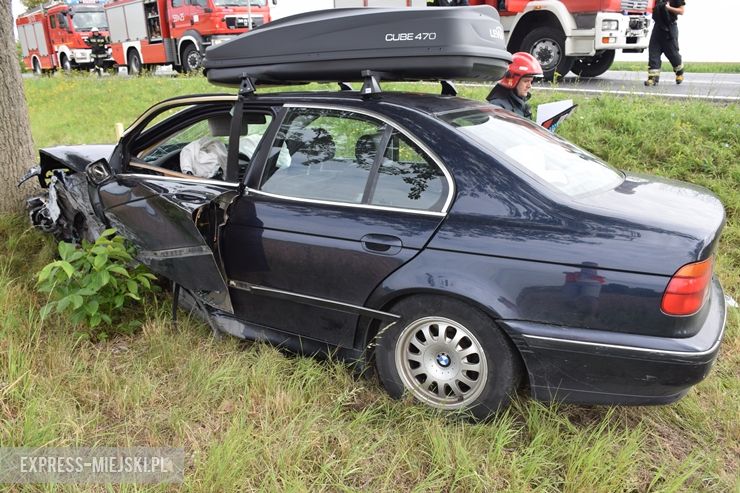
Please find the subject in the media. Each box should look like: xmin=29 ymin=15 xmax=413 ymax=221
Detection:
xmin=441 ymin=107 xmax=623 ymax=198
xmin=261 ymin=107 xmax=448 ymax=212
xmin=261 ymin=108 xmax=383 ymax=204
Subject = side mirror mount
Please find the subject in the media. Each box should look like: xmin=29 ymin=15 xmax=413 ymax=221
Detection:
xmin=86 ymin=159 xmax=113 ymax=185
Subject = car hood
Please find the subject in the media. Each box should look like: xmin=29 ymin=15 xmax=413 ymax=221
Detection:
xmin=40 ymin=144 xmax=116 ymax=173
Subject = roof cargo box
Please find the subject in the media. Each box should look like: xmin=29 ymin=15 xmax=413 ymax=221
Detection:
xmin=204 ymin=6 xmax=512 ymax=87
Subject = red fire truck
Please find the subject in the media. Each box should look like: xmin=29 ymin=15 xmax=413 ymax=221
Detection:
xmin=104 ymin=0 xmax=276 ymax=74
xmin=339 ymin=0 xmax=654 ymax=79
xmin=16 ymin=0 xmax=111 ymax=74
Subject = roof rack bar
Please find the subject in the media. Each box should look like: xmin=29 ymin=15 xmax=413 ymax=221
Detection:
xmin=441 ymin=80 xmax=458 ymax=97
xmin=360 ymin=70 xmax=382 ymax=98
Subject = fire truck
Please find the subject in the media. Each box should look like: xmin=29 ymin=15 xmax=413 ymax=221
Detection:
xmin=338 ymin=0 xmax=654 ymax=79
xmin=16 ymin=0 xmax=111 ymax=74
xmin=104 ymin=0 xmax=276 ymax=74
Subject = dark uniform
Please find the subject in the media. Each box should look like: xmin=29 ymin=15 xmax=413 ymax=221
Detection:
xmin=86 ymin=31 xmax=109 ymax=74
xmin=486 ymin=84 xmax=533 ymax=120
xmin=646 ymin=0 xmax=685 ymax=85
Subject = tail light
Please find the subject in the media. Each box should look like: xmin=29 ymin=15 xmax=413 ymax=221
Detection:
xmin=661 ymin=258 xmax=713 ymax=316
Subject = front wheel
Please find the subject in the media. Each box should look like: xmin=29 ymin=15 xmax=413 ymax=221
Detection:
xmin=181 ymin=44 xmax=202 ymax=73
xmin=571 ymin=50 xmax=616 ymax=78
xmin=520 ymin=26 xmax=574 ymax=81
xmin=375 ymin=296 xmax=522 ymax=420
xmin=33 ymin=59 xmax=42 ymax=76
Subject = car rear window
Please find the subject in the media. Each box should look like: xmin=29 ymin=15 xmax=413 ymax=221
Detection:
xmin=440 ymin=107 xmax=623 ymax=197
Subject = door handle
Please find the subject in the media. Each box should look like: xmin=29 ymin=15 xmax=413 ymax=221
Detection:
xmin=361 ymin=234 xmax=403 ymax=255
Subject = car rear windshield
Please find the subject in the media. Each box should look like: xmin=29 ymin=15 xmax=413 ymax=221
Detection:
xmin=440 ymin=107 xmax=623 ymax=197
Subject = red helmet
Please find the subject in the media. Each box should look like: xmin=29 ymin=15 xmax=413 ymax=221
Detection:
xmin=498 ymin=52 xmax=543 ymax=89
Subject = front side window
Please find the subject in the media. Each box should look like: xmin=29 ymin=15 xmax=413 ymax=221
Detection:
xmin=441 ymin=107 xmax=623 ymax=198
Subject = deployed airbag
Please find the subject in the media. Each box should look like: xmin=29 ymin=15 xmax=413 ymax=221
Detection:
xmin=180 ymin=137 xmax=228 ymax=179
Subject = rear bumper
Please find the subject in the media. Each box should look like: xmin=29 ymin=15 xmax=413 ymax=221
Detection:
xmin=502 ymin=278 xmax=727 ymax=405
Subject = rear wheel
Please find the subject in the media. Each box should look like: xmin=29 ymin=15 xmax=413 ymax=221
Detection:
xmin=181 ymin=44 xmax=202 ymax=73
xmin=33 ymin=58 xmax=42 ymax=76
xmin=375 ymin=295 xmax=522 ymax=420
xmin=127 ymin=50 xmax=142 ymax=75
xmin=520 ymin=26 xmax=574 ymax=81
xmin=572 ymin=50 xmax=616 ymax=78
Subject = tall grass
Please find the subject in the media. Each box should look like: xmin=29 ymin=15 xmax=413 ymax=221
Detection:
xmin=1 ymin=74 xmax=736 ymax=491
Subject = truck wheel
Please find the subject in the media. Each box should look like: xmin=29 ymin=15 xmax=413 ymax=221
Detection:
xmin=33 ymin=59 xmax=42 ymax=76
xmin=571 ymin=50 xmax=616 ymax=78
xmin=127 ymin=50 xmax=142 ymax=76
xmin=60 ymin=55 xmax=71 ymax=72
xmin=375 ymin=295 xmax=522 ymax=420
xmin=520 ymin=26 xmax=574 ymax=81
xmin=181 ymin=44 xmax=202 ymax=73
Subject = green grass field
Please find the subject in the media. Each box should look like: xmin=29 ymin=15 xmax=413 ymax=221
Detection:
xmin=1 ymin=73 xmax=738 ymax=491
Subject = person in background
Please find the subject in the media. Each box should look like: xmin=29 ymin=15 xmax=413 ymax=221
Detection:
xmin=645 ymin=0 xmax=686 ymax=86
xmin=486 ymin=52 xmax=543 ymax=120
xmin=86 ymin=27 xmax=109 ymax=76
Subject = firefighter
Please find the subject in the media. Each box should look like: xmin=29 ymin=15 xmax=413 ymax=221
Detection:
xmin=486 ymin=52 xmax=543 ymax=120
xmin=86 ymin=27 xmax=109 ymax=76
xmin=645 ymin=0 xmax=685 ymax=86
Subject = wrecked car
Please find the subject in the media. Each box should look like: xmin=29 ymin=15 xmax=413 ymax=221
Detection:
xmin=21 ymin=7 xmax=727 ymax=419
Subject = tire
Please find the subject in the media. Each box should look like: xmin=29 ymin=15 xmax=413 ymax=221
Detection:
xmin=181 ymin=44 xmax=202 ymax=73
xmin=375 ymin=295 xmax=522 ymax=420
xmin=520 ymin=26 xmax=574 ymax=81
xmin=127 ymin=50 xmax=142 ymax=76
xmin=60 ymin=55 xmax=71 ymax=72
xmin=571 ymin=50 xmax=616 ymax=78
xmin=33 ymin=59 xmax=42 ymax=76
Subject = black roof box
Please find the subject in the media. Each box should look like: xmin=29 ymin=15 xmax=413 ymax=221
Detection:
xmin=204 ymin=6 xmax=512 ymax=87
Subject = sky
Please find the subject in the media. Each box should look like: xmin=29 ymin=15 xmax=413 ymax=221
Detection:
xmin=11 ymin=0 xmax=740 ymax=63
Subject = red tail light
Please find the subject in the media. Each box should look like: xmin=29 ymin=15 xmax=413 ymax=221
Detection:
xmin=661 ymin=258 xmax=713 ymax=316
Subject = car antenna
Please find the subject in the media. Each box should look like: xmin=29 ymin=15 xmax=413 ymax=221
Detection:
xmin=360 ymin=70 xmax=382 ymax=99
xmin=441 ymin=80 xmax=458 ymax=96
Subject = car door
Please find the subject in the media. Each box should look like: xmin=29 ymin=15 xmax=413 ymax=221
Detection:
xmin=220 ymin=105 xmax=453 ymax=348
xmin=93 ymin=100 xmax=278 ymax=314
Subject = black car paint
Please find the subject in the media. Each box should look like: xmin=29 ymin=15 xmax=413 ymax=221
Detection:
xmin=27 ymin=91 xmax=726 ymax=406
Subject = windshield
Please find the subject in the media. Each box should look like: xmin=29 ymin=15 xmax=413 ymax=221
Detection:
xmin=213 ymin=0 xmax=266 ymax=6
xmin=72 ymin=12 xmax=108 ymax=31
xmin=440 ymin=107 xmax=623 ymax=198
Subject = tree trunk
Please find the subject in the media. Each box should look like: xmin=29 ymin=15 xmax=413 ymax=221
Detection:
xmin=0 ymin=0 xmax=36 ymax=213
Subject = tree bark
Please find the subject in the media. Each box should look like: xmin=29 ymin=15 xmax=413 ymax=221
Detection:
xmin=0 ymin=0 xmax=36 ymax=213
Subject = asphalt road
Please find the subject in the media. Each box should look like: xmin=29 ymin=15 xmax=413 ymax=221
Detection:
xmin=536 ymin=70 xmax=740 ymax=102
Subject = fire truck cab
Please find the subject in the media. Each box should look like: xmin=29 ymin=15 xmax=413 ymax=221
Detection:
xmin=105 ymin=0 xmax=276 ymax=74
xmin=16 ymin=0 xmax=110 ymax=74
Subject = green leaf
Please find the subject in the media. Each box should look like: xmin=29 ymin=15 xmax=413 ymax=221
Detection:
xmin=85 ymin=300 xmax=99 ymax=316
xmin=100 ymin=270 xmax=111 ymax=286
xmin=107 ymin=265 xmax=130 ymax=277
xmin=58 ymin=261 xmax=75 ymax=279
xmin=58 ymin=241 xmax=76 ymax=260
xmin=57 ymin=296 xmax=72 ymax=313
xmin=37 ymin=264 xmax=54 ymax=283
xmin=71 ymin=294 xmax=84 ymax=310
xmin=126 ymin=280 xmax=138 ymax=296
xmin=114 ymin=294 xmax=124 ymax=308
xmin=40 ymin=304 xmax=54 ymax=318
xmin=100 ymin=314 xmax=112 ymax=325
xmin=101 ymin=228 xmax=117 ymax=237
xmin=90 ymin=313 xmax=102 ymax=327
xmin=93 ymin=254 xmax=108 ymax=270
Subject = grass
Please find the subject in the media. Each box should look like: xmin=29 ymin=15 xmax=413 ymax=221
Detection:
xmin=610 ymin=61 xmax=740 ymax=73
xmin=2 ymin=73 xmax=738 ymax=491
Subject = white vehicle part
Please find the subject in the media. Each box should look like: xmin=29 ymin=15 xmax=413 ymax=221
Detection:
xmin=177 ymin=35 xmax=201 ymax=65
xmin=180 ymin=137 xmax=228 ymax=179
xmin=121 ymin=41 xmax=142 ymax=65
xmin=107 ymin=1 xmax=147 ymax=42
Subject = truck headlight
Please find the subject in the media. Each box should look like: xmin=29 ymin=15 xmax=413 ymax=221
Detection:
xmin=602 ymin=19 xmax=619 ymax=31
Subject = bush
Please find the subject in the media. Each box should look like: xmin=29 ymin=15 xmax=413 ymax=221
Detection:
xmin=36 ymin=229 xmax=157 ymax=338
